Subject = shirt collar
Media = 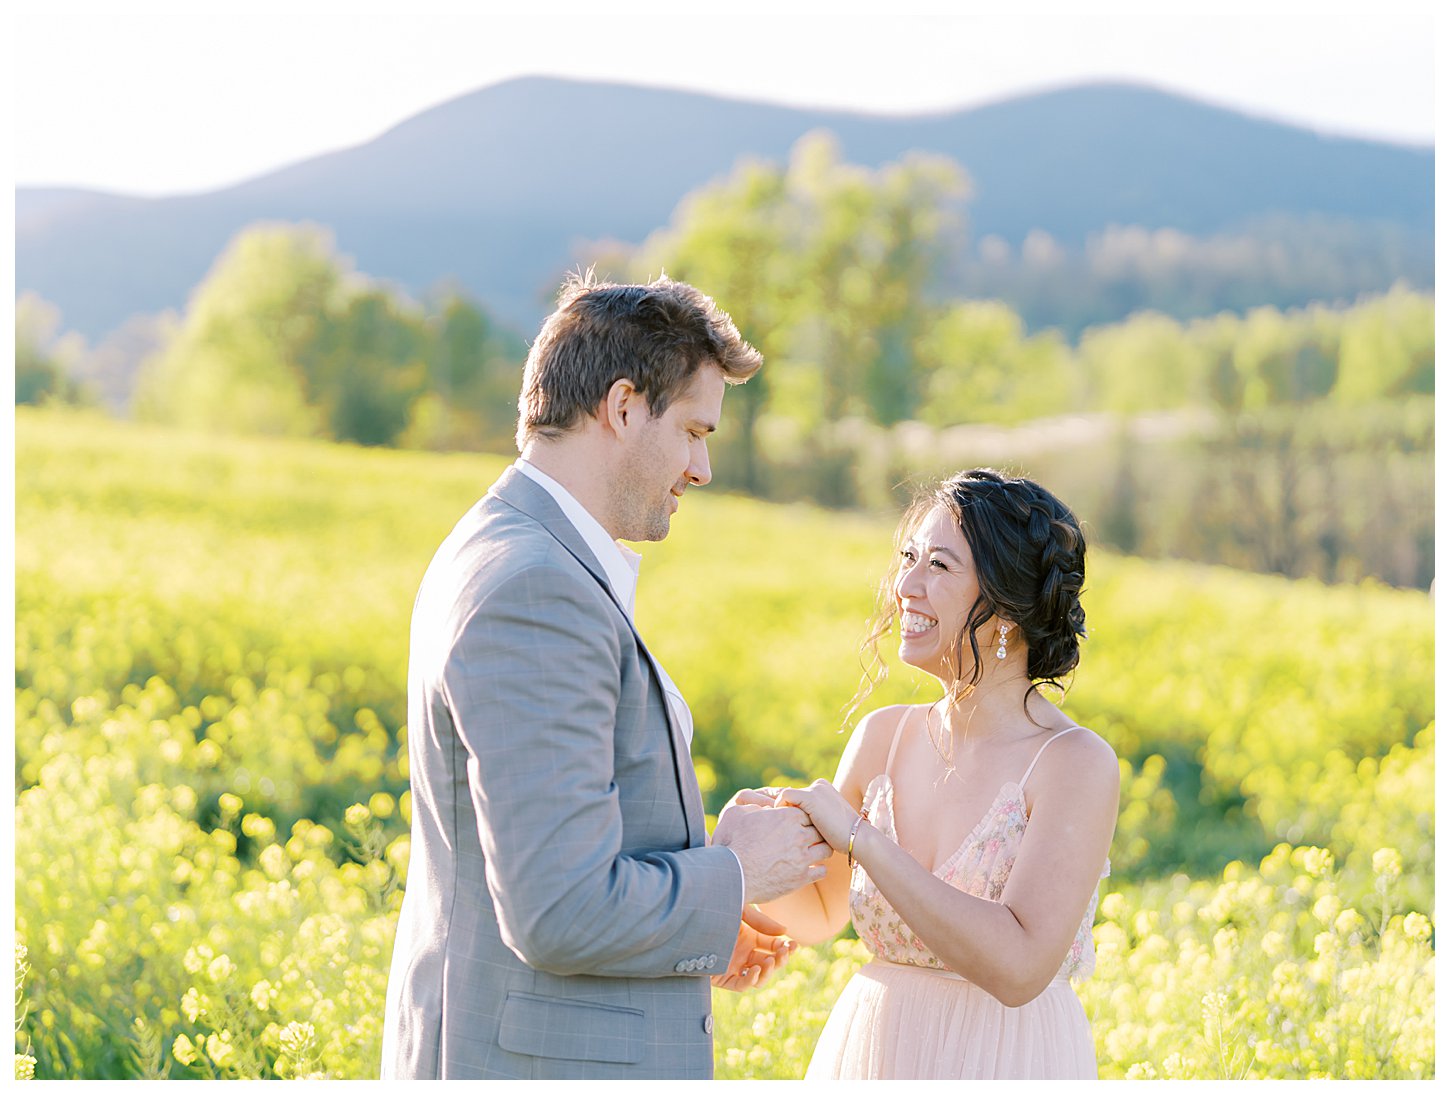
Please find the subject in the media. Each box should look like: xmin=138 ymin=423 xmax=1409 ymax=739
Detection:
xmin=514 ymin=459 xmax=640 ymax=618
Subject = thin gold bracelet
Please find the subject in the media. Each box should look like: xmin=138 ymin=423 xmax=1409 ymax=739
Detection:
xmin=847 ymin=814 xmax=867 ymax=870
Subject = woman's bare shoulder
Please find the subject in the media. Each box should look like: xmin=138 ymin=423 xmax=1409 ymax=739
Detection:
xmin=1032 ymin=724 xmax=1120 ymax=800
xmin=834 ymin=703 xmax=921 ymax=799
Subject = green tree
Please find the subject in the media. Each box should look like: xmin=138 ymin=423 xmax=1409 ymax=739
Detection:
xmin=603 ymin=132 xmax=967 ymax=502
xmin=15 ymin=293 xmax=86 ymax=405
xmin=311 ymin=288 xmax=428 ymax=446
xmin=629 ymin=159 xmax=792 ymax=492
xmin=1333 ymin=284 xmax=1434 ymax=403
xmin=783 ymin=132 xmax=968 ymax=427
xmin=132 ymin=224 xmax=525 ymax=448
xmin=914 ymin=300 xmax=1073 ymax=426
xmin=405 ymin=291 xmax=529 ymax=452
xmin=1078 ymin=311 xmax=1199 ymax=414
xmin=134 ymin=224 xmax=343 ymax=435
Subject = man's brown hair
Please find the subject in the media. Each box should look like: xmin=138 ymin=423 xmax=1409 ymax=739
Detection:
xmin=515 ymin=271 xmax=762 ymax=450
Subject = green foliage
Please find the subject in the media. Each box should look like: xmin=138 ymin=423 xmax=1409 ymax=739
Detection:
xmin=132 ymin=225 xmax=524 ymax=449
xmin=34 ymin=138 xmax=1432 ymax=592
xmin=15 ymin=293 xmax=88 ymax=406
xmin=914 ymin=301 xmax=1076 ymax=425
xmin=1333 ymin=283 xmax=1435 ymax=403
xmin=589 ymin=145 xmax=1435 ymax=587
xmin=1079 ymin=311 xmax=1201 ymax=414
xmin=614 ymin=131 xmax=969 ymax=499
xmin=134 ymin=224 xmax=338 ymax=436
xmin=14 ymin=408 xmax=1433 ymax=1078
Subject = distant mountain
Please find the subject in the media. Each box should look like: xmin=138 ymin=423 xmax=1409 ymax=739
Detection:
xmin=16 ymin=76 xmax=1434 ymax=340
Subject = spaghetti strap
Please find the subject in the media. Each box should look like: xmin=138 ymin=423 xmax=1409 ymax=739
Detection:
xmin=882 ymin=705 xmax=916 ymax=777
xmin=1018 ymin=726 xmax=1085 ymax=789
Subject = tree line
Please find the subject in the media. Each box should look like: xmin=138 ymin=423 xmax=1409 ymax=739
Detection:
xmin=15 ymin=134 xmax=1433 ymax=587
xmin=18 ymin=227 xmax=526 ymax=451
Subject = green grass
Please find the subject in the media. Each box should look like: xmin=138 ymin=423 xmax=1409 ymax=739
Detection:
xmin=14 ymin=407 xmax=1434 ymax=1079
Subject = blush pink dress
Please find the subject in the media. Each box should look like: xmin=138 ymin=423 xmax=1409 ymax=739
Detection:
xmin=806 ymin=709 xmax=1109 ymax=1080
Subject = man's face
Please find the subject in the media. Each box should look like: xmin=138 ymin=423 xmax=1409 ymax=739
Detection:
xmin=612 ymin=365 xmax=726 ymax=542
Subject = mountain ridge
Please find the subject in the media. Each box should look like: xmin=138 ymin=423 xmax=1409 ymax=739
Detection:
xmin=16 ymin=76 xmax=1433 ymax=339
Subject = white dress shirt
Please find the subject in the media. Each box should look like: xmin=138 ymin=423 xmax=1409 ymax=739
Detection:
xmin=514 ymin=459 xmax=693 ymax=742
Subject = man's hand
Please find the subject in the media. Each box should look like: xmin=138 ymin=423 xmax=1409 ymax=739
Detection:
xmin=712 ymin=796 xmax=832 ymax=905
xmin=711 ymin=905 xmax=796 ymax=992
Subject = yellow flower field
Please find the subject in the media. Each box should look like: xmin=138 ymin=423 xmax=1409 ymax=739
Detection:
xmin=14 ymin=407 xmax=1434 ymax=1079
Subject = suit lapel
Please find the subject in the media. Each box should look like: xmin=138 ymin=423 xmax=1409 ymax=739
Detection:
xmin=490 ymin=467 xmax=708 ymax=849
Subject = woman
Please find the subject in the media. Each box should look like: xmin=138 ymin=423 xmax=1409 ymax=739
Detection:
xmin=735 ymin=469 xmax=1118 ymax=1079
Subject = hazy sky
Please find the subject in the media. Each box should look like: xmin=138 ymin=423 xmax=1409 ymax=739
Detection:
xmin=12 ymin=0 xmax=1439 ymax=197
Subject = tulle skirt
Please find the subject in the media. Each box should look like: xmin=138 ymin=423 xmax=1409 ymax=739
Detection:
xmin=805 ymin=959 xmax=1098 ymax=1080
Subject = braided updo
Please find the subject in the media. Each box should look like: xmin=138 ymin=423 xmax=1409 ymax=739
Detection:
xmin=937 ymin=469 xmax=1087 ymax=690
xmin=849 ymin=468 xmax=1087 ymax=720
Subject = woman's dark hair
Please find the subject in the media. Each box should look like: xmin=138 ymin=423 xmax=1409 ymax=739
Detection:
xmin=848 ymin=468 xmax=1088 ymax=720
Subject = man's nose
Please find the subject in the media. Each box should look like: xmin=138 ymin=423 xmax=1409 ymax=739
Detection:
xmin=687 ymin=442 xmax=712 ymax=487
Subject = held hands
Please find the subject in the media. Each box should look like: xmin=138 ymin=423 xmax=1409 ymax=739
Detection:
xmin=776 ymin=779 xmax=862 ymax=852
xmin=711 ymin=905 xmax=797 ymax=992
xmin=711 ymin=788 xmax=832 ymax=905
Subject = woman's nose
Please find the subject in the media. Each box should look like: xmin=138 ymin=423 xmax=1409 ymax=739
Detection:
xmin=895 ymin=561 xmax=924 ymax=599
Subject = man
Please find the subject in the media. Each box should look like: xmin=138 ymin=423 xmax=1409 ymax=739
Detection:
xmin=381 ymin=273 xmax=831 ymax=1079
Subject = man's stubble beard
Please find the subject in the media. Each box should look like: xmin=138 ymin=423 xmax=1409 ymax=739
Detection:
xmin=610 ymin=449 xmax=674 ymax=543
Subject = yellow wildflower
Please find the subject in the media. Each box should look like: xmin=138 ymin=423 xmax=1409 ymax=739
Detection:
xmin=205 ymin=1031 xmax=235 ymax=1069
xmin=172 ymin=1034 xmax=198 ymax=1067
xmin=250 ymin=980 xmax=273 ymax=1011
xmin=278 ymin=1021 xmax=316 ymax=1056
xmin=207 ymin=954 xmax=236 ymax=984
xmin=1372 ymin=848 xmax=1402 ymax=879
xmin=1402 ymin=912 xmax=1432 ymax=941
xmin=1300 ymin=847 xmax=1334 ymax=878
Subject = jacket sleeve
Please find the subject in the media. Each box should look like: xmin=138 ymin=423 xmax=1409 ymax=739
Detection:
xmin=441 ymin=560 xmax=743 ymax=978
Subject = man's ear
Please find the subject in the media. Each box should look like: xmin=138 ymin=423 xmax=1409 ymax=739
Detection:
xmin=601 ymin=377 xmax=642 ymax=436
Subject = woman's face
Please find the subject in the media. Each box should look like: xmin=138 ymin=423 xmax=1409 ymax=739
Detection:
xmin=893 ymin=505 xmax=993 ymax=682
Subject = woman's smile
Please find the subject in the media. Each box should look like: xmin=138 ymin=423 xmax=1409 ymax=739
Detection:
xmin=900 ymin=610 xmax=938 ymax=636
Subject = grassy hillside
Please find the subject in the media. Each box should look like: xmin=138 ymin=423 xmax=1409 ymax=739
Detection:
xmin=14 ymin=408 xmax=1433 ymax=1078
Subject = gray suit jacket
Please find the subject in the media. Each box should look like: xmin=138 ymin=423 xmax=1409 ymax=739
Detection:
xmin=380 ymin=466 xmax=743 ymax=1079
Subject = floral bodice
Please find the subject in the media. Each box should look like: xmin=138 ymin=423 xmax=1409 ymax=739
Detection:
xmin=849 ymin=771 xmax=1109 ymax=982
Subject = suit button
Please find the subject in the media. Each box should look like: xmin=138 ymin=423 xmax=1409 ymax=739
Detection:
xmin=705 ymin=955 xmax=718 ymax=970
xmin=674 ymin=960 xmax=689 ymax=973
xmin=704 ymin=1015 xmax=714 ymax=1034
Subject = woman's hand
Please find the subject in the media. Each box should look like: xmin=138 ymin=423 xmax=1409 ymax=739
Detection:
xmin=778 ymin=779 xmax=862 ymax=852
xmin=723 ymin=786 xmax=783 ymax=809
